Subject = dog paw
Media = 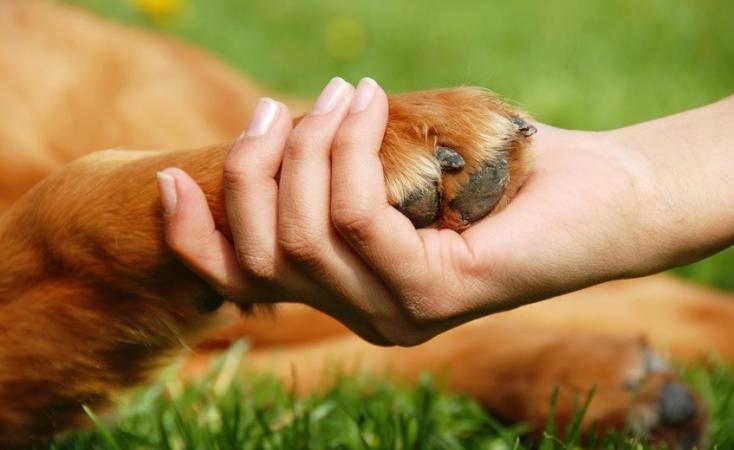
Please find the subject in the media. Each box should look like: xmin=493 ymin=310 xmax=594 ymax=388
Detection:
xmin=380 ymin=87 xmax=534 ymax=230
xmin=451 ymin=329 xmax=704 ymax=449
xmin=623 ymin=350 xmax=703 ymax=450
xmin=521 ymin=340 xmax=703 ymax=449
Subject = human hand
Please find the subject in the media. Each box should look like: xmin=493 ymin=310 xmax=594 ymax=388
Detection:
xmin=162 ymin=76 xmax=532 ymax=344
xmin=159 ymin=78 xmax=734 ymax=345
xmin=161 ymin=77 xmax=429 ymax=345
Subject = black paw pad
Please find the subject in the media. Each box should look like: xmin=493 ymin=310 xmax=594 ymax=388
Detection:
xmin=659 ymin=382 xmax=697 ymax=427
xmin=395 ymin=183 xmax=440 ymax=228
xmin=448 ymin=155 xmax=508 ymax=222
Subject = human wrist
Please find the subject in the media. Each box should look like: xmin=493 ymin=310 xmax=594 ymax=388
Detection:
xmin=487 ymin=124 xmax=664 ymax=301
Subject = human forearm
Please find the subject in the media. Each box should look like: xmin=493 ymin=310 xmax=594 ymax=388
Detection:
xmin=604 ymin=95 xmax=734 ymax=272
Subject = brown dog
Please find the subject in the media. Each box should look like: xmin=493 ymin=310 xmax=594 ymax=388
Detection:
xmin=1 ymin=1 xmax=730 ymax=448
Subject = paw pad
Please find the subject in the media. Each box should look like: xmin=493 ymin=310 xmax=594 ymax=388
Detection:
xmin=381 ymin=88 xmax=536 ymax=230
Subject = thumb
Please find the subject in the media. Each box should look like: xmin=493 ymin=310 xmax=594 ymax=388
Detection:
xmin=157 ymin=168 xmax=251 ymax=300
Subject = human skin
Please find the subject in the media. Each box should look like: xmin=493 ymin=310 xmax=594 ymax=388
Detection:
xmin=158 ymin=78 xmax=734 ymax=345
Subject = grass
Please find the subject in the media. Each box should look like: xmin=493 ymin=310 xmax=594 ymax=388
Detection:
xmin=48 ymin=345 xmax=734 ymax=450
xmin=45 ymin=343 xmax=733 ymax=450
xmin=52 ymin=0 xmax=734 ymax=447
xmin=52 ymin=344 xmax=532 ymax=450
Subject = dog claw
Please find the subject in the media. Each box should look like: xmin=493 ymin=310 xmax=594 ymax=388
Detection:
xmin=644 ymin=349 xmax=672 ymax=374
xmin=511 ymin=117 xmax=537 ymax=137
xmin=435 ymin=146 xmax=465 ymax=170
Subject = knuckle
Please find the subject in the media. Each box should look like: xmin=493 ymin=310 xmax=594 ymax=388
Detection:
xmin=332 ymin=129 xmax=360 ymax=152
xmin=332 ymin=206 xmax=373 ymax=240
xmin=278 ymin=227 xmax=321 ymax=267
xmin=286 ymin=128 xmax=321 ymax=156
xmin=223 ymin=159 xmax=252 ymax=192
xmin=235 ymin=250 xmax=277 ymax=284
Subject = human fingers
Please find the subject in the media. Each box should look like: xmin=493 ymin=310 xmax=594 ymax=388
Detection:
xmin=275 ymin=78 xmax=417 ymax=343
xmin=329 ymin=78 xmax=432 ymax=291
xmin=158 ymin=167 xmax=250 ymax=298
xmin=277 ymin=77 xmax=354 ymax=272
xmin=221 ymin=98 xmax=300 ymax=299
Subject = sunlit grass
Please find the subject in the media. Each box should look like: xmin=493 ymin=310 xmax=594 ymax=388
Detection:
xmin=50 ymin=344 xmax=734 ymax=449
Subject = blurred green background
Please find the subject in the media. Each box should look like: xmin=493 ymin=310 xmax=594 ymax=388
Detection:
xmin=66 ymin=0 xmax=734 ymax=289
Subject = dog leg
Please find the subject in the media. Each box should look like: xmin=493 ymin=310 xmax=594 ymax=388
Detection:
xmin=0 ymin=87 xmax=530 ymax=445
xmin=501 ymin=275 xmax=734 ymax=362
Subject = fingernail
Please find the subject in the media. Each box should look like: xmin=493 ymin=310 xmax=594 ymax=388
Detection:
xmin=157 ymin=171 xmax=177 ymax=215
xmin=350 ymin=77 xmax=377 ymax=113
xmin=312 ymin=77 xmax=350 ymax=114
xmin=246 ymin=97 xmax=279 ymax=136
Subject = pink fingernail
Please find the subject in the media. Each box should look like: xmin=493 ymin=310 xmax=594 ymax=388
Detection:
xmin=350 ymin=77 xmax=377 ymax=113
xmin=246 ymin=97 xmax=279 ymax=136
xmin=312 ymin=77 xmax=350 ymax=114
xmin=157 ymin=171 xmax=177 ymax=215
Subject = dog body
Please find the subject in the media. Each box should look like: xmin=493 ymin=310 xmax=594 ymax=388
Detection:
xmin=1 ymin=1 xmax=731 ymax=447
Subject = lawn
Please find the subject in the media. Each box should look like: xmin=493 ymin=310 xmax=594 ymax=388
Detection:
xmin=55 ymin=0 xmax=734 ymax=447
